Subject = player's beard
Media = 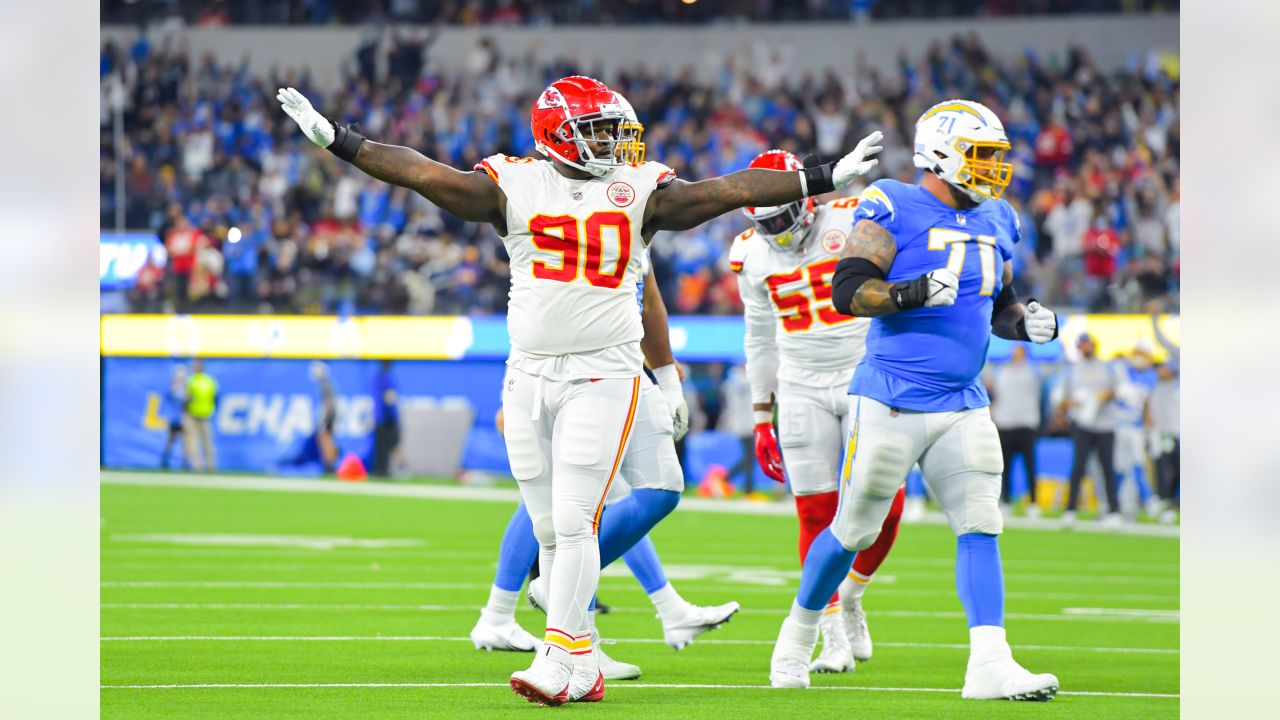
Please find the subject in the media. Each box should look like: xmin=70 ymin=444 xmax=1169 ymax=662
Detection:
xmin=947 ymin=182 xmax=981 ymax=210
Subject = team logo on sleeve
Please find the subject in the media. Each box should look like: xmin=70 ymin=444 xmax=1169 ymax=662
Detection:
xmin=821 ymin=229 xmax=847 ymax=254
xmin=607 ymin=182 xmax=635 ymax=207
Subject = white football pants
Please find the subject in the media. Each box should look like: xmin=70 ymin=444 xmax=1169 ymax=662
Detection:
xmin=501 ymin=366 xmax=641 ymax=661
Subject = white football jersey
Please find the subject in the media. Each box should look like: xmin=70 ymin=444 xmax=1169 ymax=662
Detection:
xmin=477 ymin=154 xmax=676 ymax=381
xmin=731 ymin=198 xmax=870 ymax=401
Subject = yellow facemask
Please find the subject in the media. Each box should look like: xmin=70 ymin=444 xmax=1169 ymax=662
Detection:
xmin=955 ymin=138 xmax=1013 ymax=201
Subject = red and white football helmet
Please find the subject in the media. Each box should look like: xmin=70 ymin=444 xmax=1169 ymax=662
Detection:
xmin=742 ymin=150 xmax=816 ymax=252
xmin=531 ymin=76 xmax=627 ymax=177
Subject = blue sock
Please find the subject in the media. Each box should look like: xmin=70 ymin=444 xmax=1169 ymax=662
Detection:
xmin=622 ymin=534 xmax=668 ymax=594
xmin=598 ymin=488 xmax=680 ymax=569
xmin=493 ymin=504 xmax=539 ymax=592
xmin=956 ymin=533 xmax=1004 ymax=627
xmin=795 ymin=528 xmax=856 ymax=612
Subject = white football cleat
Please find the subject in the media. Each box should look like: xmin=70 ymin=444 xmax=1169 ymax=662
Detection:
xmin=839 ymin=579 xmax=874 ymax=662
xmin=662 ymin=600 xmax=741 ymax=650
xmin=962 ymin=657 xmax=1059 ymax=701
xmin=595 ymin=632 xmax=642 ymax=680
xmin=527 ymin=575 xmax=548 ymax=614
xmin=962 ymin=627 xmax=1057 ymax=701
xmin=769 ymin=616 xmax=818 ymax=689
xmin=510 ymin=655 xmax=572 ymax=707
xmin=810 ymin=610 xmax=855 ymax=673
xmin=568 ymin=657 xmax=605 ymax=702
xmin=469 ymin=612 xmax=540 ymax=652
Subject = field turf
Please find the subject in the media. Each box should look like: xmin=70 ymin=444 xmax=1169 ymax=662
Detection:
xmin=100 ymin=472 xmax=1178 ymax=719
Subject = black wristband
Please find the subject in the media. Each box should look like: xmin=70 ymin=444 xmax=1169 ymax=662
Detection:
xmin=888 ymin=275 xmax=931 ymax=310
xmin=801 ymin=163 xmax=835 ymax=197
xmin=327 ymin=119 xmax=367 ymax=162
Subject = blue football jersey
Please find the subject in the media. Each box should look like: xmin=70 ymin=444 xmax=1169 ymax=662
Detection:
xmin=848 ymin=179 xmax=1020 ymax=412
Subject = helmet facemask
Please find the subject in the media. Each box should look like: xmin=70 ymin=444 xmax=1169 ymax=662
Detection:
xmin=746 ymin=201 xmax=814 ymax=252
xmin=953 ymin=138 xmax=1013 ymax=201
xmin=617 ymin=117 xmax=645 ymax=164
xmin=545 ymin=110 xmax=627 ymax=177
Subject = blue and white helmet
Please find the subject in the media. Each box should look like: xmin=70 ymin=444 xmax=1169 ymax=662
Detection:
xmin=912 ymin=99 xmax=1013 ymax=203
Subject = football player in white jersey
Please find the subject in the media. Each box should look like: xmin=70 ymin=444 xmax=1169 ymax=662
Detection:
xmin=278 ymin=76 xmax=883 ymax=706
xmin=730 ymin=150 xmax=907 ymax=675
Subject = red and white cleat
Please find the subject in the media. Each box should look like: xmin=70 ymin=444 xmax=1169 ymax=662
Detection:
xmin=509 ymin=656 xmax=572 ymax=707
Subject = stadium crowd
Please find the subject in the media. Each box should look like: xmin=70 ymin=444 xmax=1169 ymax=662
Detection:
xmin=101 ymin=28 xmax=1179 ymax=316
xmin=102 ymin=0 xmax=1179 ymax=28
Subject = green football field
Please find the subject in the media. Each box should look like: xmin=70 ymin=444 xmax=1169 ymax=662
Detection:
xmin=100 ymin=472 xmax=1179 ymax=719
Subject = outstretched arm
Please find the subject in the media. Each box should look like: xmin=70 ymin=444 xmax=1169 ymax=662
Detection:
xmin=350 ymin=142 xmax=506 ymax=227
xmin=643 ymin=130 xmax=883 ymax=234
xmin=277 ymin=87 xmax=505 ymax=228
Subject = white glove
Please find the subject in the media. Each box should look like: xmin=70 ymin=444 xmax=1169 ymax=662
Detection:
xmin=832 ymin=130 xmax=884 ymax=188
xmin=651 ymin=364 xmax=689 ymax=442
xmin=924 ymin=268 xmax=959 ymax=307
xmin=1023 ymin=300 xmax=1058 ymax=344
xmin=277 ymin=87 xmax=335 ymax=149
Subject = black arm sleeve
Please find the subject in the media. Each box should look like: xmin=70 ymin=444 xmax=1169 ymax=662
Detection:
xmin=831 ymin=257 xmax=885 ymax=316
xmin=991 ymin=281 xmax=1019 ymax=322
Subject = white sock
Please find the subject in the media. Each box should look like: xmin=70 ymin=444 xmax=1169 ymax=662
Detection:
xmin=968 ymin=625 xmax=1012 ymax=665
xmin=843 ymin=571 xmax=871 ymax=601
xmin=788 ymin=600 xmax=822 ymax=628
xmin=648 ymin=583 xmax=687 ymax=624
xmin=482 ymin=584 xmax=519 ymax=620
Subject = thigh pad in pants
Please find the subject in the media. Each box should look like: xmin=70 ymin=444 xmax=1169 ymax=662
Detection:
xmin=777 ymin=383 xmax=844 ymax=496
xmin=921 ymin=410 xmax=1004 ymax=536
xmin=618 ymin=383 xmax=684 ymax=493
xmin=831 ymin=397 xmax=919 ymax=550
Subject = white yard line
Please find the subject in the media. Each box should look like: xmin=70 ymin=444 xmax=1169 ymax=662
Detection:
xmin=97 ymin=680 xmax=1178 ymax=698
xmin=99 ymin=634 xmax=1179 ymax=655
xmin=101 ymin=471 xmax=1179 ymax=538
xmin=99 ymin=602 xmax=1179 ymax=623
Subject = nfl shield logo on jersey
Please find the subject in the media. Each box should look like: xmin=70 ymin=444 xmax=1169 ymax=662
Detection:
xmin=821 ymin=229 xmax=846 ymax=254
xmin=572 ymin=190 xmax=583 ymax=201
xmin=956 ymin=213 xmax=967 ymax=226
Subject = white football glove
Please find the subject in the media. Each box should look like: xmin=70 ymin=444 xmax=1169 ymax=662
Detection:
xmin=277 ymin=87 xmax=335 ymax=149
xmin=651 ymin=364 xmax=689 ymax=442
xmin=924 ymin=268 xmax=959 ymax=307
xmin=832 ymin=130 xmax=884 ymax=188
xmin=1023 ymin=300 xmax=1058 ymax=344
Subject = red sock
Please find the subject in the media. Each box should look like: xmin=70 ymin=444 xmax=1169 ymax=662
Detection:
xmin=850 ymin=485 xmax=906 ymax=579
xmin=795 ymin=491 xmax=840 ymax=606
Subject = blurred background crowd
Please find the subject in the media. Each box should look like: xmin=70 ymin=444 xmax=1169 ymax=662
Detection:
xmin=102 ymin=0 xmax=1180 ymax=28
xmin=101 ymin=3 xmax=1179 ymax=318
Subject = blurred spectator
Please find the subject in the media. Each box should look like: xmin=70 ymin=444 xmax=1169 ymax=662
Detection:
xmin=1146 ymin=359 xmax=1179 ymax=524
xmin=1057 ymin=334 xmax=1122 ymax=525
xmin=160 ymin=364 xmax=189 ymax=469
xmin=717 ymin=365 xmax=758 ymax=494
xmin=184 ymin=359 xmax=219 ymax=472
xmin=311 ymin=361 xmax=340 ymax=473
xmin=372 ymin=359 xmax=401 ymax=477
xmin=1113 ymin=341 xmax=1160 ymax=518
xmin=985 ymin=345 xmax=1044 ymax=516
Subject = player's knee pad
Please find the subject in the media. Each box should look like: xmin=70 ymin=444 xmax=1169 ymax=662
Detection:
xmin=559 ymin=409 xmax=605 ymax=469
xmin=531 ymin=513 xmax=557 ymax=548
xmin=504 ymin=416 xmax=546 ymax=481
xmin=552 ymin=499 xmax=594 ymax=541
xmin=832 ymin=496 xmax=894 ymax=551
